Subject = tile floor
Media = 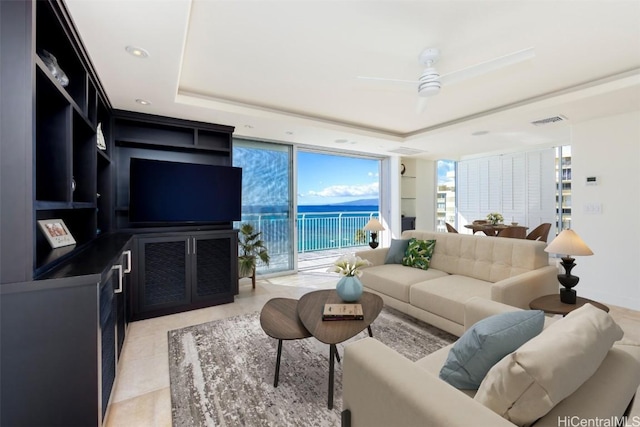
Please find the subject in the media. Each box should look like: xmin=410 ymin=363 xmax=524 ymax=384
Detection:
xmin=104 ymin=270 xmax=640 ymax=426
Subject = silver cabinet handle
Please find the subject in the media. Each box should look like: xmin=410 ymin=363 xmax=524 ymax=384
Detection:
xmin=123 ymin=250 xmax=132 ymax=274
xmin=112 ymin=264 xmax=123 ymax=293
xmin=193 ymin=238 xmax=196 ymax=255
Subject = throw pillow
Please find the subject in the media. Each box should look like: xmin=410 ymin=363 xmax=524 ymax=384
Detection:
xmin=384 ymin=239 xmax=410 ymax=264
xmin=439 ymin=309 xmax=544 ymax=390
xmin=401 ymin=238 xmax=436 ymax=270
xmin=474 ymin=303 xmax=624 ymax=427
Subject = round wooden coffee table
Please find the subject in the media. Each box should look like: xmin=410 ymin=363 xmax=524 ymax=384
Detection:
xmin=260 ymin=298 xmax=312 ymax=387
xmin=529 ymin=294 xmax=609 ymax=316
xmin=297 ymin=289 xmax=384 ymax=409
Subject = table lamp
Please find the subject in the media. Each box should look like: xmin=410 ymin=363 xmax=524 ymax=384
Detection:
xmin=544 ymin=229 xmax=593 ymax=304
xmin=363 ymin=218 xmax=385 ymax=249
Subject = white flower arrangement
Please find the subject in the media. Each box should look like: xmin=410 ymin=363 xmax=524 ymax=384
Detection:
xmin=486 ymin=212 xmax=504 ymax=224
xmin=327 ymin=255 xmax=371 ymax=277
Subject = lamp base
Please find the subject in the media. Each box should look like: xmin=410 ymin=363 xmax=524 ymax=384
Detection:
xmin=368 ymin=232 xmax=379 ymax=249
xmin=560 ymin=288 xmax=577 ymax=304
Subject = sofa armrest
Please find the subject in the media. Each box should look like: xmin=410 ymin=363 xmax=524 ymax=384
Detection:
xmin=463 ymin=297 xmax=522 ymax=331
xmin=491 ymin=265 xmax=558 ymax=309
xmin=343 ymin=338 xmax=515 ymax=427
xmin=354 ymin=248 xmax=388 ymax=267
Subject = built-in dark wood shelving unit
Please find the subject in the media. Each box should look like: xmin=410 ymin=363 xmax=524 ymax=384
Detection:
xmin=0 ymin=1 xmax=238 ymax=425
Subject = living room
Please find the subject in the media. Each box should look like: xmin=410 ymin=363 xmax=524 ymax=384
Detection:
xmin=1 ymin=0 xmax=639 ymax=426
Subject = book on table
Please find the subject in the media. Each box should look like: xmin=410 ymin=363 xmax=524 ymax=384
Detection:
xmin=322 ymin=303 xmax=364 ymax=320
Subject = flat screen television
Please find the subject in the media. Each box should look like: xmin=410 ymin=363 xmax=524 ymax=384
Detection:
xmin=129 ymin=158 xmax=242 ymax=224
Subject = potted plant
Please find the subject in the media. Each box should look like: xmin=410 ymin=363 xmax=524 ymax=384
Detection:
xmin=238 ymin=223 xmax=270 ymax=289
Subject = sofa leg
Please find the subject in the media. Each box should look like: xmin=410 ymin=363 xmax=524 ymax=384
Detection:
xmin=341 ymin=409 xmax=351 ymax=427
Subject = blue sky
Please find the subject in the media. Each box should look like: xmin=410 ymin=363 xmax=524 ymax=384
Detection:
xmin=297 ymin=152 xmax=379 ymax=205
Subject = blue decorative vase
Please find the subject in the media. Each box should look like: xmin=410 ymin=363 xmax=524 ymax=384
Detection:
xmin=336 ymin=276 xmax=363 ymax=302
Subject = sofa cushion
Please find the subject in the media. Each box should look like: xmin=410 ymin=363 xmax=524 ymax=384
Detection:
xmin=410 ymin=275 xmax=492 ymax=324
xmin=474 ymin=304 xmax=624 ymax=427
xmin=361 ymin=264 xmax=448 ymax=303
xmin=439 ymin=310 xmax=544 ymax=390
xmin=384 ymin=239 xmax=410 ymax=264
xmin=402 ymin=238 xmax=436 ymax=270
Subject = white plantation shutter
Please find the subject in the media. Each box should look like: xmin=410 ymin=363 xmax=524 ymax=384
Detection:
xmin=457 ymin=148 xmax=556 ymax=228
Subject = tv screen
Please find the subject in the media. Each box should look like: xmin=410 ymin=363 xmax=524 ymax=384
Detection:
xmin=129 ymin=158 xmax=242 ymax=224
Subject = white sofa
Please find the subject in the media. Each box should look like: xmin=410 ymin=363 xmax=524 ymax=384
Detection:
xmin=342 ymin=298 xmax=640 ymax=427
xmin=356 ymin=230 xmax=558 ymax=336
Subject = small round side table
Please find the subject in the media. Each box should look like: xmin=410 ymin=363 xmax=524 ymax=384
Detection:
xmin=529 ymin=294 xmax=609 ymax=317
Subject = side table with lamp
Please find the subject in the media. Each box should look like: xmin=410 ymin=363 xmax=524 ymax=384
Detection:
xmin=543 ymin=229 xmax=594 ymax=304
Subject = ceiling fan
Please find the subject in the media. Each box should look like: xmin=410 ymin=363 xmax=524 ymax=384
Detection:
xmin=357 ymin=47 xmax=536 ymax=112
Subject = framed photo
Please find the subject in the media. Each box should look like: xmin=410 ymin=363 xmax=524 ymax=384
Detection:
xmin=38 ymin=219 xmax=76 ymax=248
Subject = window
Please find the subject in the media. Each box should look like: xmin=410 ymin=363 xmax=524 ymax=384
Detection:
xmin=436 ymin=160 xmax=456 ymax=231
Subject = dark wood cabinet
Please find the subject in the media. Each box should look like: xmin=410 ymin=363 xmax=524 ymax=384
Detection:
xmin=134 ymin=231 xmax=238 ymax=320
xmin=0 ymin=235 xmax=132 ymax=426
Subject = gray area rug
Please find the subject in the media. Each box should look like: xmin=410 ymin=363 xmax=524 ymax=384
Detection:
xmin=168 ymin=307 xmax=456 ymax=426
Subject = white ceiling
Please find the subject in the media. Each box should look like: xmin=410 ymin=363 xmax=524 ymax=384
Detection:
xmin=65 ymin=0 xmax=640 ymax=160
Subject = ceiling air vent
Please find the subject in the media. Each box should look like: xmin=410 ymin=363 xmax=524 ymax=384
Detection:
xmin=387 ymin=147 xmax=426 ymax=156
xmin=530 ymin=115 xmax=568 ymax=126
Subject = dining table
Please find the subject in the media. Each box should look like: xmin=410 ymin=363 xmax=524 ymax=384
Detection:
xmin=464 ymin=223 xmax=529 ymax=237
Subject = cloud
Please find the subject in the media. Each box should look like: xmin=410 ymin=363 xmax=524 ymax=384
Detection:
xmin=367 ymin=172 xmax=379 ymax=177
xmin=307 ymin=182 xmax=379 ymax=198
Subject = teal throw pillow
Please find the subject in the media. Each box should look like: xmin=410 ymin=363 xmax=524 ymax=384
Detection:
xmin=384 ymin=239 xmax=410 ymax=264
xmin=439 ymin=309 xmax=544 ymax=390
xmin=401 ymin=238 xmax=436 ymax=270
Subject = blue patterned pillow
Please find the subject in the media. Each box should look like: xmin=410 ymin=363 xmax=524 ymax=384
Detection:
xmin=401 ymin=238 xmax=436 ymax=270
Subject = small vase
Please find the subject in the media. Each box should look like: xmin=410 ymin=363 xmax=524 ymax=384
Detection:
xmin=336 ymin=276 xmax=363 ymax=302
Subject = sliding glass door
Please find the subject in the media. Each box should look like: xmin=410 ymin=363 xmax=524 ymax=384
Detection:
xmin=233 ymin=139 xmax=294 ymax=274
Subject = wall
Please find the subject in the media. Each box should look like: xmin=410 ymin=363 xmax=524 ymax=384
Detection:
xmin=570 ymin=111 xmax=640 ymax=310
xmin=415 ymin=159 xmax=436 ymax=231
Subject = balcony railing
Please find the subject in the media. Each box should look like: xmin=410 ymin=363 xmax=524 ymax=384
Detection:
xmin=237 ymin=210 xmax=379 ymax=272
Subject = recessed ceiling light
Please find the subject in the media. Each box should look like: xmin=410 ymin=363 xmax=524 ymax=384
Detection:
xmin=135 ymin=99 xmax=151 ymax=105
xmin=472 ymin=130 xmax=490 ymax=136
xmin=334 ymin=139 xmax=348 ymax=144
xmin=285 ymin=131 xmax=293 ymax=135
xmin=244 ymin=125 xmax=254 ymax=129
xmin=125 ymin=46 xmax=150 ymax=58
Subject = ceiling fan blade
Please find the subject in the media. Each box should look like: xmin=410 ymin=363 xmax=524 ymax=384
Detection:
xmin=356 ymin=76 xmax=418 ymax=86
xmin=440 ymin=47 xmax=535 ymax=86
xmin=416 ymin=97 xmax=428 ymax=114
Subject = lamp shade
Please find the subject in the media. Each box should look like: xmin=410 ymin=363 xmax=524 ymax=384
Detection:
xmin=363 ymin=218 xmax=385 ymax=232
xmin=544 ymin=229 xmax=593 ymax=256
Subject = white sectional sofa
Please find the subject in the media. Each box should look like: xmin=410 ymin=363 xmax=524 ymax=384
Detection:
xmin=342 ymin=298 xmax=640 ymax=427
xmin=355 ymin=230 xmax=559 ymax=336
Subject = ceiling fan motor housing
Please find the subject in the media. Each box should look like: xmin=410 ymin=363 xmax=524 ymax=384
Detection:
xmin=418 ymin=67 xmax=441 ymax=96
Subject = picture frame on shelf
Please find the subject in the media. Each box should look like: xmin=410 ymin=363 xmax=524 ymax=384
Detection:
xmin=38 ymin=219 xmax=76 ymax=248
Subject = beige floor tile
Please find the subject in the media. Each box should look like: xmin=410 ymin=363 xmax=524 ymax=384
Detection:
xmin=106 ymin=388 xmax=172 ymax=427
xmin=112 ymin=353 xmax=170 ymax=403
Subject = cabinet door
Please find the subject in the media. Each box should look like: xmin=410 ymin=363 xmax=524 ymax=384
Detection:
xmin=116 ymin=249 xmax=132 ymax=358
xmin=99 ymin=272 xmax=117 ymax=419
xmin=137 ymin=236 xmax=190 ymax=314
xmin=191 ymin=234 xmax=234 ymax=303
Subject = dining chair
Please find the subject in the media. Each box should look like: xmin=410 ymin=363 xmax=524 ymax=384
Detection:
xmin=445 ymin=222 xmax=458 ymax=233
xmin=496 ymin=227 xmax=525 ymax=239
xmin=526 ymin=223 xmax=552 ymax=242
